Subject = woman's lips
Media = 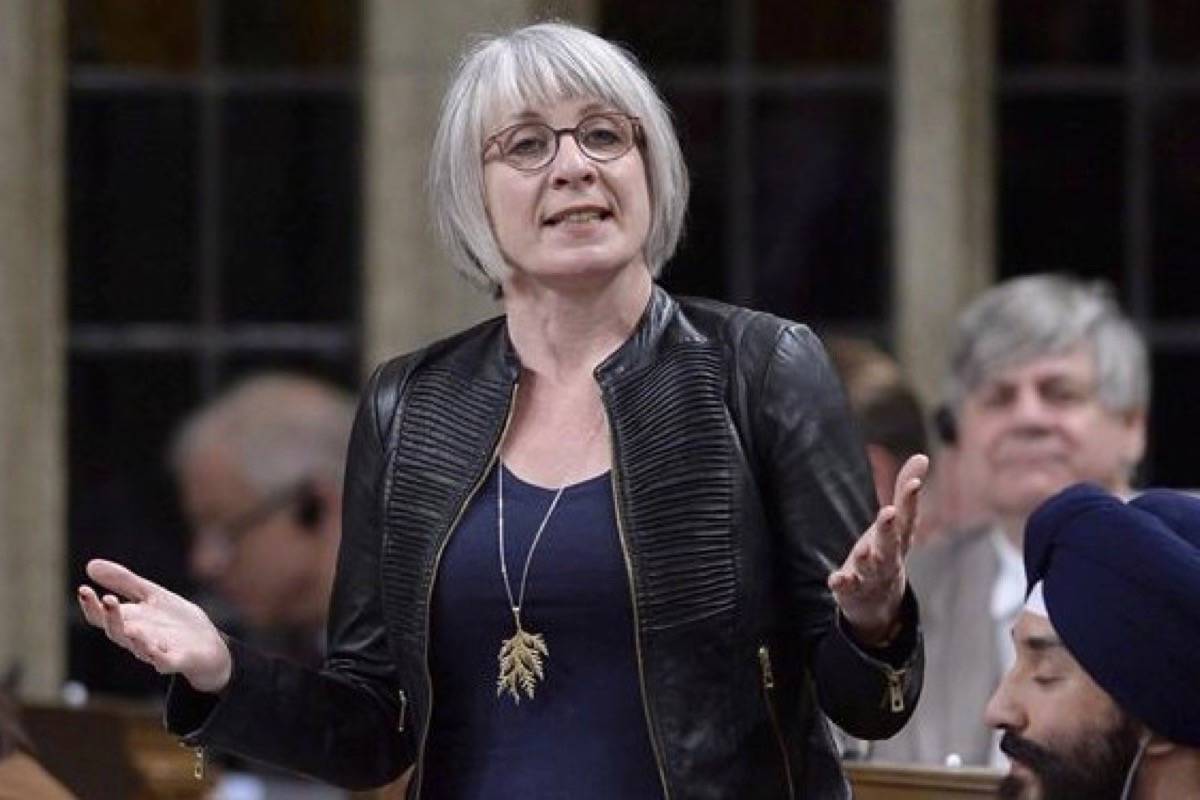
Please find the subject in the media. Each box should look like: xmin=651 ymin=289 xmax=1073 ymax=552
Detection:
xmin=543 ymin=206 xmax=612 ymax=225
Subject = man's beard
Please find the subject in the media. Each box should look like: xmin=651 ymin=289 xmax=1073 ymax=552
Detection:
xmin=997 ymin=718 xmax=1142 ymax=800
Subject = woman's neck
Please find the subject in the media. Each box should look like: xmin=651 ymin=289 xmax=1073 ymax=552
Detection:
xmin=502 ymin=265 xmax=652 ymax=381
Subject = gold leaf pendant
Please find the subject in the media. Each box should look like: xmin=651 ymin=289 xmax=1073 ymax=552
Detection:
xmin=496 ymin=619 xmax=549 ymax=704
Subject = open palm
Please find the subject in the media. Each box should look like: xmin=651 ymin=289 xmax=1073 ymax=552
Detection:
xmin=77 ymin=559 xmax=232 ymax=693
xmin=828 ymin=454 xmax=929 ymax=646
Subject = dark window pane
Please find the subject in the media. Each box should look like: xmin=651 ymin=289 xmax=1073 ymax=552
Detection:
xmin=1000 ymin=0 xmax=1124 ymax=66
xmin=755 ymin=0 xmax=886 ymax=66
xmin=599 ymin=0 xmax=729 ymax=68
xmin=221 ymin=91 xmax=360 ymax=322
xmin=752 ymin=93 xmax=889 ymax=323
xmin=1148 ymin=351 xmax=1200 ymax=487
xmin=219 ymin=0 xmax=358 ymax=69
xmin=659 ymin=90 xmax=727 ymax=301
xmin=69 ymin=0 xmax=200 ymax=71
xmin=69 ymin=92 xmax=199 ymax=323
xmin=1151 ymin=96 xmax=1200 ymax=319
xmin=998 ymin=97 xmax=1125 ymax=290
xmin=1151 ymin=0 xmax=1200 ymax=65
xmin=68 ymin=354 xmax=198 ymax=697
xmin=220 ymin=350 xmax=363 ymax=392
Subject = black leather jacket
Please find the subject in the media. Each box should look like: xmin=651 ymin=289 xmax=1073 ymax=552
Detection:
xmin=167 ymin=287 xmax=923 ymax=799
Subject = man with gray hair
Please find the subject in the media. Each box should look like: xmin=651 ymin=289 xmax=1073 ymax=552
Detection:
xmin=871 ymin=273 xmax=1149 ymax=767
xmin=170 ymin=373 xmax=366 ymax=798
xmin=170 ymin=371 xmax=374 ymax=796
xmin=171 ymin=373 xmax=355 ymax=659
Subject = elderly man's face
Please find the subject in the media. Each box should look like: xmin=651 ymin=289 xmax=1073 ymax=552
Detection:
xmin=180 ymin=442 xmax=321 ymax=629
xmin=956 ymin=346 xmax=1145 ymax=521
xmin=985 ymin=612 xmax=1142 ymax=800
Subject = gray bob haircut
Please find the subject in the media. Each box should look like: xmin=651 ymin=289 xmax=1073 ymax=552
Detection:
xmin=943 ymin=274 xmax=1149 ymax=415
xmin=428 ymin=21 xmax=689 ymax=292
xmin=169 ymin=373 xmax=356 ymax=496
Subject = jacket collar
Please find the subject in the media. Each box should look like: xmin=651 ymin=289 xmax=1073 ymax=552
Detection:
xmin=461 ymin=284 xmax=684 ymax=387
xmin=594 ymin=285 xmax=680 ymax=385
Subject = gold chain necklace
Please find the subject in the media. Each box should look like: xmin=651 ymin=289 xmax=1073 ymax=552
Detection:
xmin=495 ymin=412 xmax=605 ymax=704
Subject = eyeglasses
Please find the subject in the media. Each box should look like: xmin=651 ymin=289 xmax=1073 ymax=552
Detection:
xmin=191 ymin=483 xmax=308 ymax=565
xmin=483 ymin=112 xmax=642 ymax=172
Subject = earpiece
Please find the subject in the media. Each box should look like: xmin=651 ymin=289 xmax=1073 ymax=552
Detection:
xmin=934 ymin=405 xmax=958 ymax=446
xmin=1118 ymin=731 xmax=1153 ymax=800
xmin=295 ymin=483 xmax=323 ymax=530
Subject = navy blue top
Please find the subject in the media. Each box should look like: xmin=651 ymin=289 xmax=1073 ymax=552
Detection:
xmin=422 ymin=464 xmax=662 ymax=799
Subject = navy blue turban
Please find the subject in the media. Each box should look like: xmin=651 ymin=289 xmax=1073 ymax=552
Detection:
xmin=1024 ymin=483 xmax=1200 ymax=747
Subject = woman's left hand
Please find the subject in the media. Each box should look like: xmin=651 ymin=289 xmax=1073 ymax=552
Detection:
xmin=828 ymin=454 xmax=929 ymax=647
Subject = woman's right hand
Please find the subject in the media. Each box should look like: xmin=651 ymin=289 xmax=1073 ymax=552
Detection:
xmin=77 ymin=559 xmax=232 ymax=694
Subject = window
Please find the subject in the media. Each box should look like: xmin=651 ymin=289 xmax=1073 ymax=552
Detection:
xmin=66 ymin=0 xmax=361 ymax=695
xmin=998 ymin=0 xmax=1200 ymax=486
xmin=599 ymin=1 xmax=892 ymax=339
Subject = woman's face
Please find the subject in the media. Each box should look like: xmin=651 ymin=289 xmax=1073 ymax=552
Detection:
xmin=482 ymin=95 xmax=652 ymax=287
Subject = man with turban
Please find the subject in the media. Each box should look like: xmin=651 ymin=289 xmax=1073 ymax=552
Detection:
xmin=985 ymin=483 xmax=1200 ymax=799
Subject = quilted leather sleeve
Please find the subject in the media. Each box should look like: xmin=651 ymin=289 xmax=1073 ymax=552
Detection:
xmin=753 ymin=324 xmax=923 ymax=738
xmin=165 ymin=358 xmax=418 ymax=789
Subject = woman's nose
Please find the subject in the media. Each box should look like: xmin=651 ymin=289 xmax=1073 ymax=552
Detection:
xmin=549 ymin=133 xmax=597 ymax=186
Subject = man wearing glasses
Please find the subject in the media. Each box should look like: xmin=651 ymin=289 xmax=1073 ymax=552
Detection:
xmin=163 ymin=373 xmax=360 ymax=798
xmin=170 ymin=373 xmax=355 ymax=666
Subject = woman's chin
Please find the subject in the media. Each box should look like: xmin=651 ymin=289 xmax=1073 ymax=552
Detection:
xmin=509 ymin=258 xmax=646 ymax=289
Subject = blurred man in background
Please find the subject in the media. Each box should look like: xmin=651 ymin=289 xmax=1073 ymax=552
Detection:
xmin=170 ymin=373 xmax=361 ymax=799
xmin=170 ymin=373 xmax=355 ymax=665
xmin=825 ymin=336 xmax=977 ymax=547
xmin=986 ymin=484 xmax=1200 ymax=799
xmin=826 ymin=337 xmax=929 ymax=508
xmin=872 ymin=274 xmax=1150 ymax=767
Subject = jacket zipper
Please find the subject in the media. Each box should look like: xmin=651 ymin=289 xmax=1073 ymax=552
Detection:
xmin=757 ymin=645 xmax=796 ymax=799
xmin=397 ymin=689 xmax=407 ymax=732
xmin=858 ymin=649 xmax=908 ymax=713
xmin=839 ymin=614 xmax=909 ymax=713
xmin=410 ymin=385 xmax=517 ymax=800
xmin=882 ymin=664 xmax=907 ymax=713
xmin=606 ymin=398 xmax=672 ymax=800
xmin=191 ymin=745 xmax=206 ymax=781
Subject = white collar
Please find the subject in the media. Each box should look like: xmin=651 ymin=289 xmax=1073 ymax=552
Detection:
xmin=990 ymin=528 xmax=1025 ymax=622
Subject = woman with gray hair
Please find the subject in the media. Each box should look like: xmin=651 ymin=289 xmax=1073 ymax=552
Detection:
xmin=78 ymin=21 xmax=926 ymax=798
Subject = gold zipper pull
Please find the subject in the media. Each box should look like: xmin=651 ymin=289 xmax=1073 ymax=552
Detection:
xmin=192 ymin=746 xmax=206 ymax=780
xmin=757 ymin=645 xmax=775 ymax=690
xmin=885 ymin=668 xmax=906 ymax=713
xmin=397 ymin=689 xmax=407 ymax=733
